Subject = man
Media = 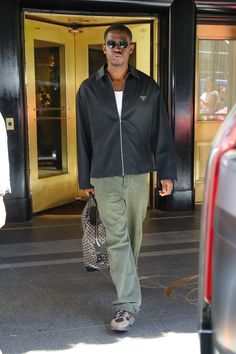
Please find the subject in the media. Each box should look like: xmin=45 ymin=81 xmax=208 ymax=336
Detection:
xmin=0 ymin=112 xmax=11 ymax=228
xmin=76 ymin=24 xmax=177 ymax=332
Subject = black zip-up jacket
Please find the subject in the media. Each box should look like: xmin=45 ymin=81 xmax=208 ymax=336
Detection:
xmin=76 ymin=65 xmax=177 ymax=189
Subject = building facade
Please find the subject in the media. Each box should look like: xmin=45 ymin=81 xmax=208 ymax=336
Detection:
xmin=0 ymin=0 xmax=235 ymax=221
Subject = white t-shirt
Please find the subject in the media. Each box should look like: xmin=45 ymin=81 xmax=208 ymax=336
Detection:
xmin=114 ymin=91 xmax=123 ymax=119
xmin=0 ymin=112 xmax=11 ymax=195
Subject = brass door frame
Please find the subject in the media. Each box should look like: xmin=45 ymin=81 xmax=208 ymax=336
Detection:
xmin=24 ymin=19 xmax=77 ymax=212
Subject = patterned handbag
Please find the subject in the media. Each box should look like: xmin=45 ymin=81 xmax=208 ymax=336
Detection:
xmin=81 ymin=193 xmax=109 ymax=271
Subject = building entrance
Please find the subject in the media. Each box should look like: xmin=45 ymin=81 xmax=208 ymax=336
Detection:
xmin=24 ymin=13 xmax=157 ymax=212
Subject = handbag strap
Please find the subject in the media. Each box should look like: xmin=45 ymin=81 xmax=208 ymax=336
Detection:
xmin=88 ymin=192 xmax=101 ymax=247
xmin=88 ymin=192 xmax=98 ymax=207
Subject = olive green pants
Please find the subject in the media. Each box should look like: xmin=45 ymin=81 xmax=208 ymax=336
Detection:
xmin=91 ymin=174 xmax=148 ymax=315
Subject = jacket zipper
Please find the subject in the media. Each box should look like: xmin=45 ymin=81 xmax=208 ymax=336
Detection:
xmin=118 ymin=95 xmax=125 ymax=176
xmin=107 ymin=73 xmax=128 ymax=176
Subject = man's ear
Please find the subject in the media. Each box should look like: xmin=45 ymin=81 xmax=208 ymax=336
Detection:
xmin=103 ymin=43 xmax=107 ymax=55
xmin=129 ymin=43 xmax=135 ymax=54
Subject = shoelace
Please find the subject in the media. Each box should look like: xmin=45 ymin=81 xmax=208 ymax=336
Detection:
xmin=115 ymin=310 xmax=130 ymax=320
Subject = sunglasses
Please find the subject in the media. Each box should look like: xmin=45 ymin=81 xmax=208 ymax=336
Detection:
xmin=106 ymin=40 xmax=129 ymax=49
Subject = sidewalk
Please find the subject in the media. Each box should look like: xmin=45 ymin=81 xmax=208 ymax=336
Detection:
xmin=0 ymin=206 xmax=201 ymax=354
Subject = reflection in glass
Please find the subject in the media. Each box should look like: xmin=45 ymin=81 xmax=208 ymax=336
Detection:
xmin=198 ymin=40 xmax=236 ymax=121
xmin=34 ymin=40 xmax=67 ymax=178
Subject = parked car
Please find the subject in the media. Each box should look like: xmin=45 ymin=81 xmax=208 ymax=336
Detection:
xmin=199 ymin=103 xmax=236 ymax=354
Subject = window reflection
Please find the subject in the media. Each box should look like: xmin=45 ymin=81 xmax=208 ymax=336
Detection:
xmin=198 ymin=40 xmax=236 ymax=121
xmin=34 ymin=40 xmax=68 ymax=178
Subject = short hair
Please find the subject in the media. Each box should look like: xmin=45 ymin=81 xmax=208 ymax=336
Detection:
xmin=104 ymin=24 xmax=132 ymax=41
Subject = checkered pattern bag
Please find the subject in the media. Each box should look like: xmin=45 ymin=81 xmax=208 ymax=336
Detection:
xmin=81 ymin=193 xmax=109 ymax=271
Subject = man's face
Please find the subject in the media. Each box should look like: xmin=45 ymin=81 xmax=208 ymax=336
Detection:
xmin=103 ymin=30 xmax=134 ymax=68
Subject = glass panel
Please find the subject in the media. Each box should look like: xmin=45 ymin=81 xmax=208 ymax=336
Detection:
xmin=34 ymin=40 xmax=68 ymax=178
xmin=198 ymin=39 xmax=236 ymax=121
xmin=88 ymin=45 xmax=106 ymax=76
xmin=88 ymin=44 xmax=136 ymax=76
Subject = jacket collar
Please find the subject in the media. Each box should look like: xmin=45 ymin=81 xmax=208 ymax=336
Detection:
xmin=96 ymin=64 xmax=140 ymax=80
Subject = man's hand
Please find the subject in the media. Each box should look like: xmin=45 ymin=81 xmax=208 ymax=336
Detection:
xmin=84 ymin=188 xmax=95 ymax=196
xmin=159 ymin=179 xmax=173 ymax=196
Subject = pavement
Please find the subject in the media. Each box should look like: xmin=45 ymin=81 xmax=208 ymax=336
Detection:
xmin=0 ymin=205 xmax=202 ymax=354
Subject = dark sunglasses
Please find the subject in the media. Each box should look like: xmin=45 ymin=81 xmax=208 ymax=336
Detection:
xmin=106 ymin=40 xmax=129 ymax=49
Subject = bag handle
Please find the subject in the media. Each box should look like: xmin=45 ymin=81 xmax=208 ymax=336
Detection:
xmin=88 ymin=191 xmax=97 ymax=207
xmin=88 ymin=192 xmax=101 ymax=247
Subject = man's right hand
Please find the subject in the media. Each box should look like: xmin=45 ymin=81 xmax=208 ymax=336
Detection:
xmin=83 ymin=188 xmax=95 ymax=196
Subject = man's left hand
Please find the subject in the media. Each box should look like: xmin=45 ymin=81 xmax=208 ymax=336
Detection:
xmin=159 ymin=179 xmax=173 ymax=196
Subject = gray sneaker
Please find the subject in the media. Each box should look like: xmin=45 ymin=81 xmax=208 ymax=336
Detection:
xmin=110 ymin=310 xmax=135 ymax=332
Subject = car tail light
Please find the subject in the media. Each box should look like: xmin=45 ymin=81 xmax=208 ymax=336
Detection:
xmin=201 ymin=112 xmax=236 ymax=304
xmin=202 ymin=150 xmax=220 ymax=303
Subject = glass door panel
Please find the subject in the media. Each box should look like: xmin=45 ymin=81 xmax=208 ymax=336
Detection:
xmin=198 ymin=39 xmax=236 ymax=122
xmin=34 ymin=41 xmax=68 ymax=178
xmin=194 ymin=25 xmax=236 ymax=203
